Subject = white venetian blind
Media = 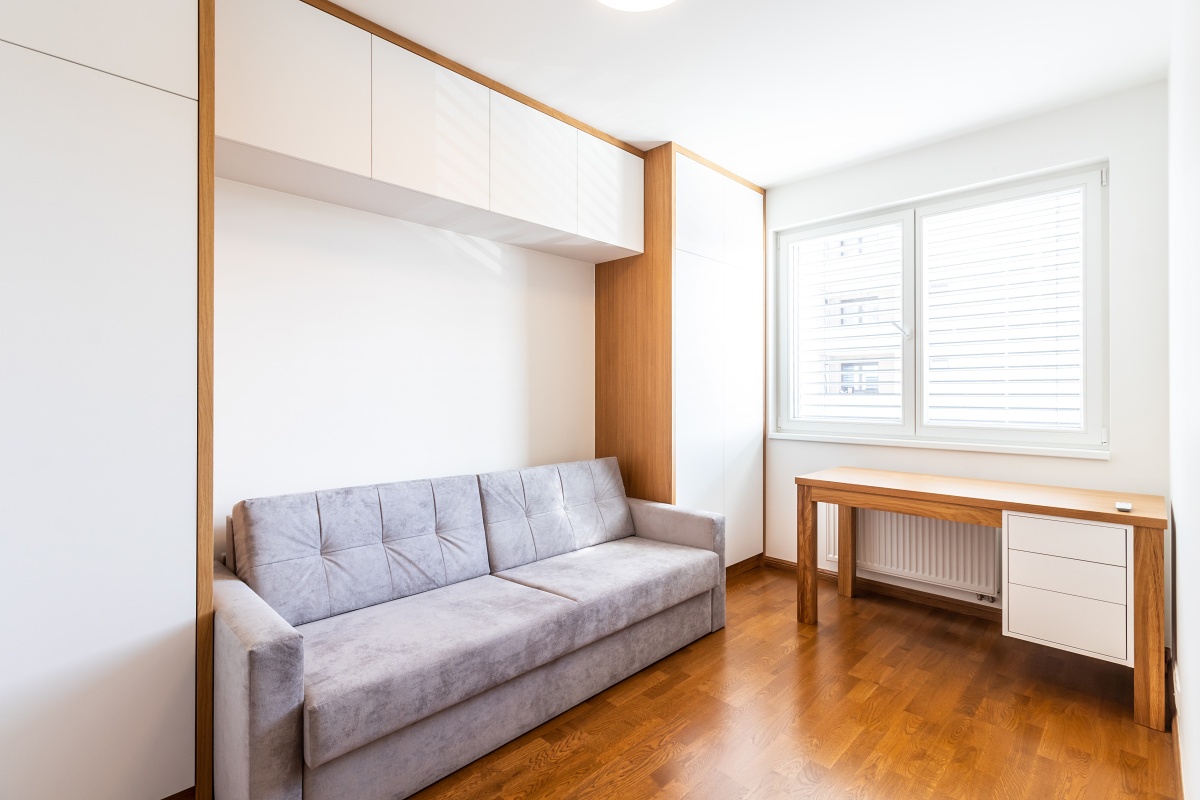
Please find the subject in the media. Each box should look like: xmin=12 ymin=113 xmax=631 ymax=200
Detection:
xmin=921 ymin=186 xmax=1085 ymax=430
xmin=786 ymin=221 xmax=904 ymax=424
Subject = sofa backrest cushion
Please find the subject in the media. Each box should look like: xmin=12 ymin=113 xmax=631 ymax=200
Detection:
xmin=479 ymin=457 xmax=634 ymax=572
xmin=231 ymin=475 xmax=490 ymax=626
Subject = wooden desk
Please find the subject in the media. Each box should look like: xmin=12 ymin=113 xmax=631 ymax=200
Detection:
xmin=795 ymin=467 xmax=1170 ymax=730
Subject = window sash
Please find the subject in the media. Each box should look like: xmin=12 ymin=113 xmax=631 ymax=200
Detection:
xmin=776 ymin=168 xmax=1106 ymax=451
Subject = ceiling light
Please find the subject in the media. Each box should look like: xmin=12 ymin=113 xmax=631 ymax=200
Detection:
xmin=597 ymin=0 xmax=677 ymax=11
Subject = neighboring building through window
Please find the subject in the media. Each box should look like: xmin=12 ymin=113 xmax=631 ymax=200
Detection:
xmin=776 ymin=167 xmax=1106 ymax=454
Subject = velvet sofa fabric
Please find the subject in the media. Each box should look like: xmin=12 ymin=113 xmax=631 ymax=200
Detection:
xmin=231 ymin=474 xmax=491 ymax=626
xmin=214 ymin=458 xmax=727 ymax=800
xmin=298 ymin=575 xmax=579 ymax=768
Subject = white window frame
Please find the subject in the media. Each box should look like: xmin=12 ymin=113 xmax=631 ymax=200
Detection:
xmin=773 ymin=166 xmax=1108 ymax=457
xmin=776 ymin=209 xmax=915 ymax=438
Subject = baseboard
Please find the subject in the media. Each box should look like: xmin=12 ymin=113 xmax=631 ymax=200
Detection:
xmin=726 ymin=553 xmax=764 ymax=578
xmin=163 ymin=788 xmax=195 ymax=800
xmin=760 ymin=556 xmax=1001 ymax=623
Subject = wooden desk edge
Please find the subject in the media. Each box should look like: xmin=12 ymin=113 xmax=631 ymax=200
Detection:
xmin=793 ymin=475 xmax=1168 ymax=530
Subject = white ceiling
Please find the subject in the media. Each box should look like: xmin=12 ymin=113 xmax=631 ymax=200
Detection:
xmin=339 ymin=0 xmax=1170 ymax=188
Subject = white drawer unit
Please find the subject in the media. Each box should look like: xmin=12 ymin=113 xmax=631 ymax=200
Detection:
xmin=1002 ymin=511 xmax=1134 ymax=666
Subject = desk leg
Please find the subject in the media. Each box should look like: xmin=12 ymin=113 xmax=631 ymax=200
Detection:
xmin=797 ymin=485 xmax=818 ymax=625
xmin=1133 ymin=526 xmax=1166 ymax=730
xmin=838 ymin=505 xmax=857 ymax=597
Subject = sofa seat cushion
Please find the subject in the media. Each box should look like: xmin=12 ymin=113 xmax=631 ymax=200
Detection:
xmin=495 ymin=537 xmax=719 ymax=649
xmin=297 ymin=575 xmax=579 ymax=768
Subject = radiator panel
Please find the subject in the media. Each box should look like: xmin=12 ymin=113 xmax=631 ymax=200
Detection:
xmin=826 ymin=507 xmax=1000 ymax=596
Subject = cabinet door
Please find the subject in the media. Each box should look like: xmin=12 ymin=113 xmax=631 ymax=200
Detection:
xmin=217 ymin=0 xmax=371 ymax=176
xmin=0 ymin=0 xmax=196 ymax=98
xmin=673 ymin=250 xmax=725 ymax=515
xmin=489 ymin=91 xmax=578 ymax=233
xmin=0 ymin=41 xmax=197 ymax=799
xmin=675 ymin=152 xmax=725 ymax=261
xmin=578 ymin=132 xmax=644 ymax=251
xmin=372 ymin=37 xmax=490 ymax=209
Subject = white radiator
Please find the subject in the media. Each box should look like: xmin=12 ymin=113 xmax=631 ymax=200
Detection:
xmin=826 ymin=507 xmax=1001 ymax=596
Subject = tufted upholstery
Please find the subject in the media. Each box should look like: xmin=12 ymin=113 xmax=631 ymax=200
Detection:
xmin=478 ymin=457 xmax=634 ymax=572
xmin=231 ymin=475 xmax=490 ymax=626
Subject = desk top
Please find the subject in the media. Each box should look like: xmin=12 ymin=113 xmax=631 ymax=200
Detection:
xmin=796 ymin=467 xmax=1168 ymax=530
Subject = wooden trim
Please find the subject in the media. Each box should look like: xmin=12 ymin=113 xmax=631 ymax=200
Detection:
xmin=196 ymin=0 xmax=216 ymax=797
xmin=595 ymin=143 xmax=675 ymax=503
xmin=764 ymin=556 xmax=795 ymax=573
xmin=298 ymin=0 xmax=643 ymax=158
xmin=163 ymin=788 xmax=196 ymax=800
xmin=672 ymin=143 xmax=764 ymax=195
xmin=810 ymin=486 xmax=1003 ymax=528
xmin=1134 ymin=526 xmax=1167 ymax=730
xmin=726 ymin=553 xmax=764 ymax=579
xmin=796 ymin=467 xmax=1168 ymax=529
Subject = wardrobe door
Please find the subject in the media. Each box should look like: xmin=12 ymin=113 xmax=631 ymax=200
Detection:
xmin=673 ymin=249 xmax=726 ymax=515
xmin=0 ymin=0 xmax=196 ymax=98
xmin=216 ymin=0 xmax=371 ymax=176
xmin=489 ymin=91 xmax=578 ymax=233
xmin=675 ymin=152 xmax=726 ymax=262
xmin=372 ymin=37 xmax=490 ymax=209
xmin=0 ymin=41 xmax=197 ymax=800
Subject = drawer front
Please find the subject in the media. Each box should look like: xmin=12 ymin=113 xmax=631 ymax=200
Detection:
xmin=1008 ymin=549 xmax=1127 ymax=605
xmin=1007 ymin=583 xmax=1127 ymax=660
xmin=1007 ymin=513 xmax=1126 ymax=566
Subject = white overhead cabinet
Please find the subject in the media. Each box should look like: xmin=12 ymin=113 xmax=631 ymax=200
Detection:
xmin=214 ymin=0 xmax=643 ymax=261
xmin=673 ymin=153 xmax=766 ymax=567
xmin=372 ymin=37 xmax=490 ymax=209
xmin=216 ymin=0 xmax=371 ymax=176
xmin=489 ymin=91 xmax=579 ymax=233
xmin=579 ymin=131 xmax=645 ymax=253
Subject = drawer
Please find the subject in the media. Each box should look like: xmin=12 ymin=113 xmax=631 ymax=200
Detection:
xmin=1008 ymin=549 xmax=1127 ymax=605
xmin=1007 ymin=583 xmax=1127 ymax=661
xmin=1007 ymin=513 xmax=1126 ymax=566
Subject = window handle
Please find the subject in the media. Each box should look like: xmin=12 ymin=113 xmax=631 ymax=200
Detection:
xmin=890 ymin=320 xmax=913 ymax=340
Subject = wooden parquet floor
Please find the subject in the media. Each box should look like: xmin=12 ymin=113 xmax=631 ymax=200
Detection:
xmin=411 ymin=566 xmax=1179 ymax=799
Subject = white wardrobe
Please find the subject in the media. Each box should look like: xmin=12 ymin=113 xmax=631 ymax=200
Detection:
xmin=0 ymin=4 xmax=198 ymax=798
xmin=597 ymin=145 xmax=765 ymax=567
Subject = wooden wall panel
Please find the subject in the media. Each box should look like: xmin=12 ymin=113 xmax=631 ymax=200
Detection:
xmin=196 ymin=0 xmax=215 ymax=796
xmin=596 ymin=143 xmax=675 ymax=503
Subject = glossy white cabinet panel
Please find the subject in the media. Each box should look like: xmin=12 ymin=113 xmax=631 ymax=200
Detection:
xmin=723 ymin=255 xmax=765 ymax=566
xmin=490 ymin=91 xmax=578 ymax=234
xmin=1008 ymin=549 xmax=1127 ymax=605
xmin=1007 ymin=584 xmax=1127 ymax=661
xmin=0 ymin=0 xmax=196 ymax=98
xmin=1007 ymin=512 xmax=1127 ymax=566
xmin=371 ymin=37 xmax=490 ymax=209
xmin=578 ymin=132 xmax=644 ymax=253
xmin=673 ymin=249 xmax=726 ymax=516
xmin=724 ymin=179 xmax=765 ymax=267
xmin=675 ymin=152 xmax=726 ymax=261
xmin=0 ymin=41 xmax=196 ymax=799
xmin=217 ymin=0 xmax=371 ymax=176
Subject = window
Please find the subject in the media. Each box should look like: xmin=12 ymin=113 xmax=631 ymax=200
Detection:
xmin=776 ymin=168 xmax=1105 ymax=454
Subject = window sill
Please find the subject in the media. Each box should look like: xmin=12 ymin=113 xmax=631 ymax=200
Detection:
xmin=767 ymin=431 xmax=1110 ymax=460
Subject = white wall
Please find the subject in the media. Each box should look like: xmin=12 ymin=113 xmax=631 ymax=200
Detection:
xmin=764 ymin=84 xmax=1169 ymax=590
xmin=0 ymin=41 xmax=196 ymax=800
xmin=1169 ymin=0 xmax=1200 ymax=790
xmin=213 ymin=179 xmax=596 ymax=551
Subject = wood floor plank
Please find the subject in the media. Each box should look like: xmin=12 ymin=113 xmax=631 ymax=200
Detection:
xmin=409 ymin=568 xmax=1178 ymax=800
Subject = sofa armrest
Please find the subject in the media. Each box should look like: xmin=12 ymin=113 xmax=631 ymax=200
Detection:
xmin=213 ymin=560 xmax=304 ymax=800
xmin=627 ymin=498 xmax=726 ymax=631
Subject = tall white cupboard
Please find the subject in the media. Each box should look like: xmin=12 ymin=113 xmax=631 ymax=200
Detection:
xmin=0 ymin=12 xmax=197 ymax=800
xmin=597 ymin=145 xmax=765 ymax=567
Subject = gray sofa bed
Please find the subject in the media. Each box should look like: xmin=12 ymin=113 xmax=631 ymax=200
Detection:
xmin=213 ymin=457 xmax=725 ymax=800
